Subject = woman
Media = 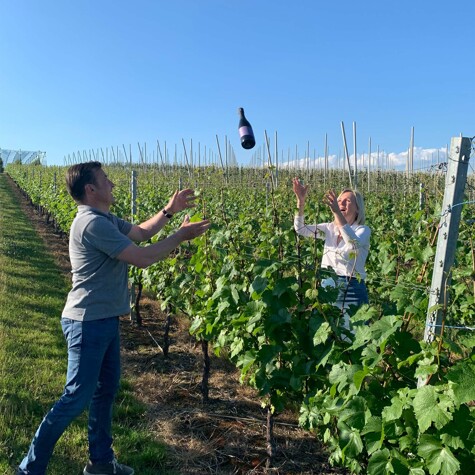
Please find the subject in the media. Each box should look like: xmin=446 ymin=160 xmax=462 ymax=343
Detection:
xmin=292 ymin=177 xmax=370 ymax=327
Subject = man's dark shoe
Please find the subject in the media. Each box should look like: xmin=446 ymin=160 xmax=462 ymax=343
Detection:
xmin=83 ymin=457 xmax=134 ymax=475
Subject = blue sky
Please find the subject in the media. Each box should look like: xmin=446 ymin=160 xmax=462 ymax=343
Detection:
xmin=0 ymin=0 xmax=473 ymax=169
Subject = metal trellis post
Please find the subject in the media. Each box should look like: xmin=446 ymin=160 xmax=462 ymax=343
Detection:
xmin=130 ymin=170 xmax=138 ymax=324
xmin=423 ymin=136 xmax=472 ymax=344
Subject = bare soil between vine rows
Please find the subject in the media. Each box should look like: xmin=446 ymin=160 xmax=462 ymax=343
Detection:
xmin=9 ymin=175 xmax=347 ymax=475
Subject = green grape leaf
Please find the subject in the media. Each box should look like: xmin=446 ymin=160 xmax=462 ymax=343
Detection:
xmin=350 ymin=325 xmax=373 ymax=350
xmin=250 ymin=275 xmax=268 ymax=296
xmin=421 ymin=244 xmax=435 ymax=263
xmin=339 ymin=423 xmax=364 ymax=461
xmin=417 ymin=435 xmax=460 ymax=475
xmin=236 ymin=351 xmax=256 ymax=373
xmin=440 ymin=433 xmax=465 ymax=450
xmin=367 ymin=449 xmax=391 ymax=475
xmin=408 ymin=468 xmax=426 ymax=475
xmin=230 ymin=285 xmax=240 ymax=305
xmin=413 ymin=386 xmax=453 ymax=433
xmin=361 ymin=416 xmax=383 ymax=455
xmin=382 ymin=397 xmax=404 ymax=422
xmin=446 ymin=361 xmax=475 ymax=405
xmin=313 ymin=321 xmax=331 ymax=346
xmin=339 ymin=396 xmax=366 ymax=430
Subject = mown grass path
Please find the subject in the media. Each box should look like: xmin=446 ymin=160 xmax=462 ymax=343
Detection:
xmin=0 ymin=174 xmax=165 ymax=475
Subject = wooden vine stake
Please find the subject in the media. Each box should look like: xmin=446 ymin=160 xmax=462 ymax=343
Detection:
xmin=163 ymin=304 xmax=172 ymax=358
xmin=265 ymin=404 xmax=276 ymax=469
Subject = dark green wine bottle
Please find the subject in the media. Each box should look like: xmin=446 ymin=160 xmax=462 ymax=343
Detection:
xmin=238 ymin=107 xmax=256 ymax=149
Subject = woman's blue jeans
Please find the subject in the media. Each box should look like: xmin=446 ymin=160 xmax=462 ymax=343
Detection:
xmin=335 ymin=275 xmax=369 ymax=309
xmin=18 ymin=317 xmax=121 ymax=475
xmin=335 ymin=276 xmax=369 ymax=336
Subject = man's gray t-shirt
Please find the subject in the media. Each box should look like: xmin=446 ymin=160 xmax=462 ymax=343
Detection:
xmin=62 ymin=205 xmax=133 ymax=321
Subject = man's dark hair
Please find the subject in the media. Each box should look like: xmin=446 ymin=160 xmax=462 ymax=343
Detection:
xmin=66 ymin=161 xmax=102 ymax=202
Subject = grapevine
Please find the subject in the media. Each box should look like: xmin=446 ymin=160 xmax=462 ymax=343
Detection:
xmin=7 ymin=162 xmax=475 ymax=474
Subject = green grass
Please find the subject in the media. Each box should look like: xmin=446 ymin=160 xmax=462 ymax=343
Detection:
xmin=0 ymin=174 xmax=166 ymax=474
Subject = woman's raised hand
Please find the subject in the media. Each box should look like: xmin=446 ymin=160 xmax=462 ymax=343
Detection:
xmin=323 ymin=189 xmax=340 ymax=214
xmin=292 ymin=177 xmax=308 ymax=205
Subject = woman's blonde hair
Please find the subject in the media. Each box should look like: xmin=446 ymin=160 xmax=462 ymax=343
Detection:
xmin=339 ymin=188 xmax=366 ymax=225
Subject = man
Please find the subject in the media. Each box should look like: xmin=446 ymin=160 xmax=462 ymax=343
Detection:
xmin=17 ymin=161 xmax=210 ymax=475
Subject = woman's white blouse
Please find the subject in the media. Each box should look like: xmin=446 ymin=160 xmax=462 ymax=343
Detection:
xmin=294 ymin=215 xmax=371 ymax=279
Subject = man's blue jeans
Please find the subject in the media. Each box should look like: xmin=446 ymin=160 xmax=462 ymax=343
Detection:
xmin=18 ymin=317 xmax=121 ymax=475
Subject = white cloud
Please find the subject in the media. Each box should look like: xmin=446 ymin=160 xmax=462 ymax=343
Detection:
xmin=279 ymin=146 xmax=449 ymax=172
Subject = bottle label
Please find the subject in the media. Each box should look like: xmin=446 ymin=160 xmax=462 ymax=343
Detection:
xmin=239 ymin=126 xmax=253 ymax=137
